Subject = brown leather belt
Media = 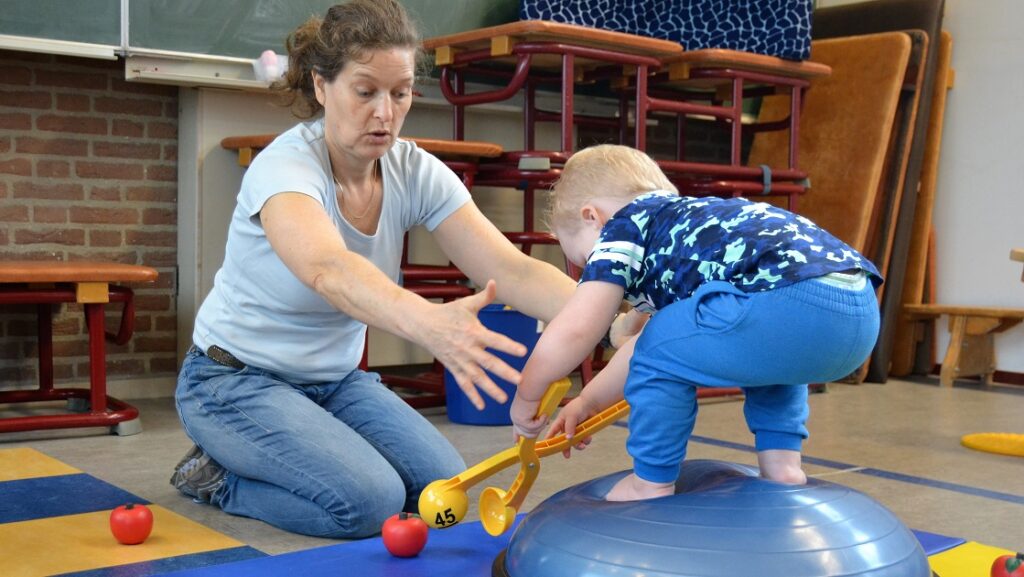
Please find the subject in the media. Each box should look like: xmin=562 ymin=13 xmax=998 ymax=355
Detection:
xmin=204 ymin=345 xmax=246 ymax=370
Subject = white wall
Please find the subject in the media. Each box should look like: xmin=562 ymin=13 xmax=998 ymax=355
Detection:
xmin=817 ymin=0 xmax=1024 ymax=373
xmin=933 ymin=0 xmax=1024 ymax=372
xmin=177 ymin=88 xmax=301 ymax=363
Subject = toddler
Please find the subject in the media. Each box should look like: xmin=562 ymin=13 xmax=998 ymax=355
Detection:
xmin=510 ymin=145 xmax=881 ymax=501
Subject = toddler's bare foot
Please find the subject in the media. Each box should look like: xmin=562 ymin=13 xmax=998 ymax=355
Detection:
xmin=758 ymin=449 xmax=807 ymax=485
xmin=763 ymin=467 xmax=807 ymax=485
xmin=605 ymin=473 xmax=675 ymax=501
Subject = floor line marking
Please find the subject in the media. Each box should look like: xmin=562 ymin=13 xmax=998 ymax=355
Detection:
xmin=609 ymin=424 xmax=1024 ymax=506
xmin=810 ymin=466 xmax=866 ymax=478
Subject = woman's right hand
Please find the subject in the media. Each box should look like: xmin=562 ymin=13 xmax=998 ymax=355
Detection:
xmin=545 ymin=396 xmax=598 ymax=458
xmin=421 ymin=280 xmax=528 ymax=410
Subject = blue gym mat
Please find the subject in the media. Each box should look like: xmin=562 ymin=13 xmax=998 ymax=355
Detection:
xmin=157 ymin=516 xmax=524 ymax=577
xmin=0 ymin=448 xmax=266 ymax=577
xmin=150 ymin=519 xmax=964 ymax=577
xmin=0 ymin=447 xmax=989 ymax=577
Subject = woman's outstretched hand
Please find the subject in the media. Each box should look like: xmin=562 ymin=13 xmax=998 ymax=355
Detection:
xmin=422 ymin=280 xmax=527 ymax=410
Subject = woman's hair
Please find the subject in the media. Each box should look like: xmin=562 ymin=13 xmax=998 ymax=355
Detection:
xmin=272 ymin=0 xmax=422 ymax=118
xmin=548 ymin=144 xmax=677 ymax=231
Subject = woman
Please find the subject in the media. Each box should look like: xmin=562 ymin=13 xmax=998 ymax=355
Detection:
xmin=171 ymin=0 xmax=581 ymax=538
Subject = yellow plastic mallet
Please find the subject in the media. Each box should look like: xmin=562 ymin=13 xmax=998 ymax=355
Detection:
xmin=418 ymin=378 xmax=631 ymax=535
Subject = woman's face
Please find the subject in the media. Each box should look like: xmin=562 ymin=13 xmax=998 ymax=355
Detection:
xmin=314 ymin=47 xmax=416 ymax=165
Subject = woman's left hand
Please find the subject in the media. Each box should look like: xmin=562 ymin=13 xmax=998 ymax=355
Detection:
xmin=418 ymin=280 xmax=528 ymax=411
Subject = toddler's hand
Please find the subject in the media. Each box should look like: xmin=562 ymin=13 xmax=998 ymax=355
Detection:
xmin=608 ymin=309 xmax=649 ymax=349
xmin=510 ymin=394 xmax=546 ymax=440
xmin=545 ymin=397 xmax=597 ymax=458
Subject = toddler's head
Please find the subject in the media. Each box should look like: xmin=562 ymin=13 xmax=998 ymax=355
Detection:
xmin=548 ymin=144 xmax=676 ymax=234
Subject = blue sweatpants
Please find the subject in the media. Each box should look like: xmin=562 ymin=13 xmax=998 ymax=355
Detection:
xmin=625 ymin=276 xmax=880 ymax=483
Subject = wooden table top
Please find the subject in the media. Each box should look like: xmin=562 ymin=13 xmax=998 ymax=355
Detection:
xmin=423 ymin=20 xmax=683 ymax=57
xmin=0 ymin=261 xmax=158 ymax=284
xmin=423 ymin=20 xmax=829 ymax=90
xmin=220 ymin=135 xmax=504 ymax=168
xmin=659 ymin=48 xmax=832 ymax=81
xmin=218 ymin=133 xmax=277 ymax=152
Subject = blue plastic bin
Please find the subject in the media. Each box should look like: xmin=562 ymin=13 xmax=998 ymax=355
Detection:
xmin=445 ymin=304 xmax=542 ymax=425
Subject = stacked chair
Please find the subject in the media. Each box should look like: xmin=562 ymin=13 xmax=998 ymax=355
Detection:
xmin=750 ymin=0 xmax=949 ymax=382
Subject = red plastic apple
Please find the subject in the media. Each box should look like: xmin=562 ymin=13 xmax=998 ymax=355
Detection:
xmin=382 ymin=512 xmax=428 ymax=557
xmin=992 ymin=553 xmax=1024 ymax=577
xmin=109 ymin=503 xmax=154 ymax=545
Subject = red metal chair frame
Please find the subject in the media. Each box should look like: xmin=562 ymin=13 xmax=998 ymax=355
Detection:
xmin=645 ymin=67 xmax=813 ymax=210
xmin=440 ymin=42 xmax=658 ymax=154
xmin=429 ymin=38 xmax=828 ymax=400
xmin=436 ymin=41 xmax=815 ymax=212
xmin=436 ymin=42 xmax=665 ymax=387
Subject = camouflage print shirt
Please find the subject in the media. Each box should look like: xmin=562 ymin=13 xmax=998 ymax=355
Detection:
xmin=579 ymin=191 xmax=883 ymax=313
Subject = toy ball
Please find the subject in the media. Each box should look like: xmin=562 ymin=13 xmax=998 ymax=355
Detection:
xmin=493 ymin=460 xmax=933 ymax=577
xmin=419 ymin=479 xmax=469 ymax=530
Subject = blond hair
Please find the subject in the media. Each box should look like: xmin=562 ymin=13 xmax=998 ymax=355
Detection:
xmin=272 ymin=0 xmax=422 ymax=118
xmin=548 ymin=144 xmax=677 ymax=231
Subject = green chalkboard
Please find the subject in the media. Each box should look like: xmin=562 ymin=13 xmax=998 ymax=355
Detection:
xmin=1 ymin=0 xmax=518 ymax=60
xmin=0 ymin=0 xmax=120 ymax=46
xmin=128 ymin=0 xmax=518 ymax=59
xmin=128 ymin=0 xmax=326 ymax=58
xmin=403 ymin=0 xmax=518 ymax=38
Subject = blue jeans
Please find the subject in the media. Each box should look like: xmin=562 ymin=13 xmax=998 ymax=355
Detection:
xmin=175 ymin=348 xmax=466 ymax=538
xmin=625 ymin=277 xmax=880 ymax=483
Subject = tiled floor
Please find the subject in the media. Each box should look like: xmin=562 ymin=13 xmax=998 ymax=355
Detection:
xmin=1 ymin=375 xmax=1021 ymax=565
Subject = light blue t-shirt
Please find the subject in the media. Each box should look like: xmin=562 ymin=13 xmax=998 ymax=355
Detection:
xmin=193 ymin=119 xmax=470 ymax=383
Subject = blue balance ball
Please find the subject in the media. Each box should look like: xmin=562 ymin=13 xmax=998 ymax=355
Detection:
xmin=495 ymin=460 xmax=932 ymax=577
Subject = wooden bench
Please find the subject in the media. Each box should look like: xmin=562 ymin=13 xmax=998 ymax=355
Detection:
xmin=0 ymin=261 xmax=158 ymax=435
xmin=903 ymin=304 xmax=1024 ymax=387
xmin=219 ymin=134 xmax=503 ymax=170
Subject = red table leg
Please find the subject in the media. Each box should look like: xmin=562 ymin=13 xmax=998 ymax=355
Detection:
xmin=0 ymin=285 xmax=141 ymax=435
xmin=86 ymin=302 xmax=108 ymax=413
xmin=37 ymin=302 xmax=53 ymax=391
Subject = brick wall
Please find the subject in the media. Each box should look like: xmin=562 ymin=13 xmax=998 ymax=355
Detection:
xmin=0 ymin=50 xmax=178 ymax=389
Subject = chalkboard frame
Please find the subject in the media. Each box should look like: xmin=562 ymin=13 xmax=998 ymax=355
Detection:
xmin=1 ymin=0 xmax=518 ymax=89
xmin=0 ymin=0 xmax=518 ymax=61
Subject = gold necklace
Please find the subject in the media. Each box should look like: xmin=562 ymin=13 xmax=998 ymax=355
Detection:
xmin=336 ymin=159 xmax=378 ymax=220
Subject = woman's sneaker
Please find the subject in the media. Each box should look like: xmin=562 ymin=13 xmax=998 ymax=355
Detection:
xmin=170 ymin=444 xmax=226 ymax=503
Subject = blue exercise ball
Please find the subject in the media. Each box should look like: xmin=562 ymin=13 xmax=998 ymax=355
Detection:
xmin=495 ymin=460 xmax=933 ymax=577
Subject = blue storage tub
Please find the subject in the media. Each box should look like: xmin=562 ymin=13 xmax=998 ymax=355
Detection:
xmin=445 ymin=304 xmax=542 ymax=425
